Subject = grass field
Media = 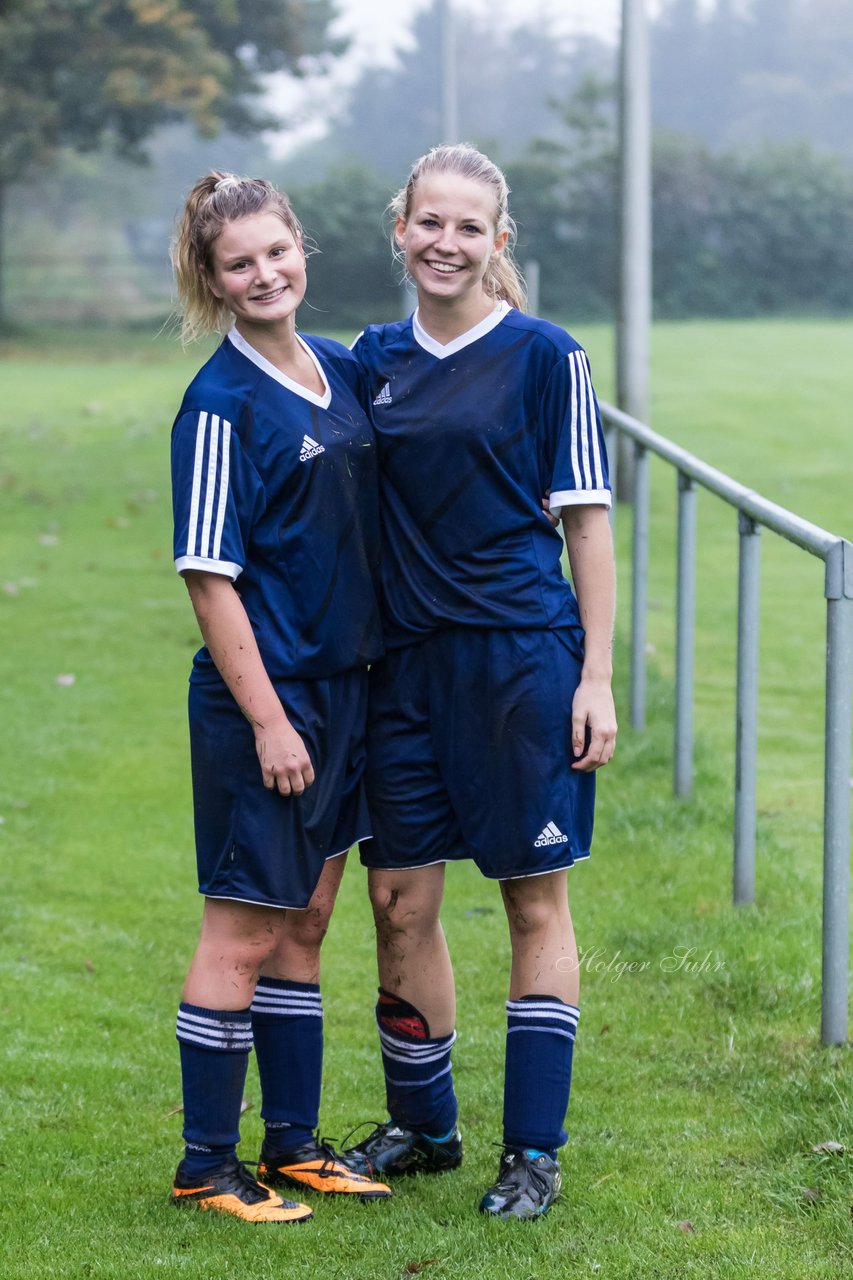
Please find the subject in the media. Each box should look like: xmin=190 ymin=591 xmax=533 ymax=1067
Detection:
xmin=0 ymin=319 xmax=850 ymax=1278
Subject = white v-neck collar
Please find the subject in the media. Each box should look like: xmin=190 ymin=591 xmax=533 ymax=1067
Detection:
xmin=227 ymin=327 xmax=331 ymax=408
xmin=412 ymin=300 xmax=510 ymax=359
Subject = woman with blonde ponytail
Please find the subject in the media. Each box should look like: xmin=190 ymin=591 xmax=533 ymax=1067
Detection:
xmin=165 ymin=171 xmax=391 ymax=1221
xmin=343 ymin=145 xmax=618 ymax=1222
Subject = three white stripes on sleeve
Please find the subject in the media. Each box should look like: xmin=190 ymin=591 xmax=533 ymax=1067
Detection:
xmin=567 ymin=350 xmax=605 ymax=492
xmin=186 ymin=411 xmax=232 ymax=561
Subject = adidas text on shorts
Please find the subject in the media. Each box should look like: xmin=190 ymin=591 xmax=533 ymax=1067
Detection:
xmin=360 ymin=627 xmax=595 ymax=880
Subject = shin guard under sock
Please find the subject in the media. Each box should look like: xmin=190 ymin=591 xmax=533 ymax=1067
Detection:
xmin=375 ymin=988 xmax=457 ymax=1136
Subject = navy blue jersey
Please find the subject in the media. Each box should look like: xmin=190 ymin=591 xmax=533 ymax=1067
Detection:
xmin=172 ymin=328 xmax=382 ymax=682
xmin=352 ymin=303 xmax=610 ymax=648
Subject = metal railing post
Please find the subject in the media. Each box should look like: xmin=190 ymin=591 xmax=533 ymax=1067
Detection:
xmin=675 ymin=473 xmax=697 ymax=798
xmin=616 ymin=0 xmax=651 ymax=501
xmin=630 ymin=443 xmax=650 ymax=730
xmin=599 ymin=400 xmax=850 ymax=1041
xmin=734 ymin=513 xmax=761 ymax=904
xmin=604 ymin=425 xmax=618 ymax=534
xmin=821 ymin=540 xmax=853 ymax=1045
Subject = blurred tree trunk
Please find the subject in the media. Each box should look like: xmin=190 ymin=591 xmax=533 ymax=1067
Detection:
xmin=0 ymin=183 xmax=5 ymax=330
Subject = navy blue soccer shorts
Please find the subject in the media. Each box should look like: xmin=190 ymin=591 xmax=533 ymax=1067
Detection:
xmin=189 ymin=667 xmax=370 ymax=910
xmin=359 ymin=628 xmax=595 ymax=881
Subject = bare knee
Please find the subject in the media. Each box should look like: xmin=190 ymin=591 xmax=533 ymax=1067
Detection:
xmin=503 ymin=890 xmax=551 ymax=940
xmin=195 ymin=901 xmax=285 ymax=982
xmin=501 ymin=874 xmax=570 ymax=942
xmin=368 ymin=877 xmax=403 ymax=924
xmin=276 ymin=854 xmax=344 ymax=952
xmin=368 ymin=869 xmax=444 ymax=940
xmin=280 ymin=898 xmax=333 ymax=952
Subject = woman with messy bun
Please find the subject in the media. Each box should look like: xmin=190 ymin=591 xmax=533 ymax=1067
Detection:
xmin=165 ymin=172 xmax=390 ymax=1222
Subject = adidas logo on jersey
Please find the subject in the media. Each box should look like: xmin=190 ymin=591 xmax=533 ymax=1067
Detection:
xmin=373 ymin=382 xmax=392 ymax=406
xmin=299 ymin=434 xmax=325 ymax=462
xmin=535 ymin=821 xmax=569 ymax=848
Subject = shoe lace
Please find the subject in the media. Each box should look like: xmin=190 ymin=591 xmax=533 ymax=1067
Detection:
xmin=228 ymin=1158 xmax=270 ymax=1204
xmin=338 ymin=1120 xmax=389 ymax=1154
xmin=315 ymin=1133 xmax=349 ymax=1176
xmin=492 ymin=1146 xmax=551 ymax=1199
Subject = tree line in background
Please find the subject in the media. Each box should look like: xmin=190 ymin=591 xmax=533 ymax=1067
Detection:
xmin=3 ymin=0 xmax=853 ymax=327
xmin=292 ymin=115 xmax=853 ymax=325
xmin=0 ymin=0 xmax=341 ymax=324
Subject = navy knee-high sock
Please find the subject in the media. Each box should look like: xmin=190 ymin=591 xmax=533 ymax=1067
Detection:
xmin=251 ymin=978 xmax=323 ymax=1154
xmin=176 ymin=1002 xmax=253 ymax=1179
xmin=502 ymin=995 xmax=579 ymax=1157
xmin=376 ymin=988 xmax=457 ymax=1137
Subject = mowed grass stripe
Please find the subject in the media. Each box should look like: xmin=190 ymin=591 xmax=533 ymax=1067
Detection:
xmin=0 ymin=319 xmax=850 ymax=1278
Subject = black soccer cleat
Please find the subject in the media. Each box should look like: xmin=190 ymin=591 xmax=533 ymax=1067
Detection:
xmin=171 ymin=1153 xmax=313 ymax=1223
xmin=478 ymin=1148 xmax=562 ymax=1220
xmin=343 ymin=1121 xmax=463 ymax=1177
xmin=257 ymin=1136 xmax=392 ymax=1199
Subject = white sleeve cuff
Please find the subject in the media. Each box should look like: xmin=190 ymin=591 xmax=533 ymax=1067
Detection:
xmin=175 ymin=555 xmax=242 ymax=581
xmin=549 ymin=488 xmax=612 ymax=517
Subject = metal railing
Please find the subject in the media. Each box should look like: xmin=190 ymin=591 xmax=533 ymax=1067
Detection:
xmin=600 ymin=401 xmax=853 ymax=1046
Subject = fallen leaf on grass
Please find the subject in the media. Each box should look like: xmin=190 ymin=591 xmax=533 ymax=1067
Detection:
xmin=676 ymin=1220 xmax=695 ymax=1233
xmin=811 ymin=1141 xmax=844 ymax=1155
xmin=83 ymin=959 xmax=95 ymax=973
xmin=54 ymin=674 xmax=76 ymax=686
xmin=403 ymin=1263 xmax=439 ymax=1275
xmin=599 ymin=1024 xmax=610 ymax=1035
xmin=801 ymin=1187 xmax=822 ymax=1203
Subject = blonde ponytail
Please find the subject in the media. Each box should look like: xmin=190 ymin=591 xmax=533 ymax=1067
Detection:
xmin=171 ymin=171 xmax=304 ymax=344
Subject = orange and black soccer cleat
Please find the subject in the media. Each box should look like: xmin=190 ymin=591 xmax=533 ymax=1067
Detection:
xmin=258 ymin=1136 xmax=392 ymax=1200
xmin=170 ymin=1153 xmax=313 ymax=1223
